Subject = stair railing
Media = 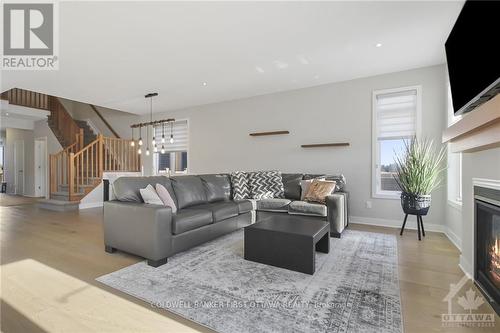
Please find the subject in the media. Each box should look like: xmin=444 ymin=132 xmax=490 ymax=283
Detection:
xmin=102 ymin=136 xmax=140 ymax=172
xmin=49 ymin=140 xmax=80 ymax=195
xmin=1 ymin=88 xmax=49 ymax=110
xmin=62 ymin=135 xmax=140 ymax=200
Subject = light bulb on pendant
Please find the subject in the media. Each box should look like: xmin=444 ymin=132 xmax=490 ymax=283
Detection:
xmin=161 ymin=122 xmax=165 ymax=143
xmin=169 ymin=121 xmax=174 ymax=144
xmin=138 ymin=138 xmax=143 ymax=146
xmin=153 ymin=145 xmax=158 ymax=153
xmin=152 ymin=137 xmax=156 ymax=146
xmin=138 ymin=148 xmax=142 ymax=155
xmin=146 ymin=148 xmax=150 ymax=156
xmin=161 ymin=145 xmax=165 ymax=154
xmin=138 ymin=126 xmax=143 ymax=146
xmin=130 ymin=127 xmax=135 ymax=147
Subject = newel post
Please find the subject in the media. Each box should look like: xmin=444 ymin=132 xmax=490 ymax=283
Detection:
xmin=98 ymin=134 xmax=104 ymax=177
xmin=68 ymin=152 xmax=75 ymax=201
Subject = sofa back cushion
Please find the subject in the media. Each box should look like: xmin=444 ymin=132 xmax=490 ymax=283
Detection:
xmin=113 ymin=176 xmax=174 ymax=203
xmin=281 ymin=173 xmax=304 ymax=200
xmin=303 ymin=173 xmax=346 ymax=192
xmin=199 ymin=174 xmax=232 ymax=202
xmin=171 ymin=176 xmax=208 ymax=209
xmin=248 ymin=170 xmax=284 ymax=199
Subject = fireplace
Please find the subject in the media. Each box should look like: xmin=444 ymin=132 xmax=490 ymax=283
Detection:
xmin=475 ymin=186 xmax=500 ymax=315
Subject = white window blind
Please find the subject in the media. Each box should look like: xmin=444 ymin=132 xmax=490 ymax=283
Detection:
xmin=154 ymin=120 xmax=188 ymax=152
xmin=376 ymin=89 xmax=417 ymax=140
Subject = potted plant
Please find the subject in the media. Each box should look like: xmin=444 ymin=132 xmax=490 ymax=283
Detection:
xmin=394 ymin=138 xmax=446 ymax=216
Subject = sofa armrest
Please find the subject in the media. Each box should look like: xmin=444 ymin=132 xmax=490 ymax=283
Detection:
xmin=326 ymin=193 xmax=347 ymax=237
xmin=103 ymin=201 xmax=173 ymax=260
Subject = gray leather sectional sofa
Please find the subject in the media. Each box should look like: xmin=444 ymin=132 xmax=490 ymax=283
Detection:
xmin=103 ymin=173 xmax=349 ymax=267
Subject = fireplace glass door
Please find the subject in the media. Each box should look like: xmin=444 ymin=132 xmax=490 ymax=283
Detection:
xmin=475 ymin=199 xmax=500 ymax=312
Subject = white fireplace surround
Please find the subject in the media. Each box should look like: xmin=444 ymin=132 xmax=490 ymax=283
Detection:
xmin=463 ymin=178 xmax=500 ymax=278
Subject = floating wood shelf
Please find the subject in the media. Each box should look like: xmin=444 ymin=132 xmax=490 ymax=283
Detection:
xmin=249 ymin=130 xmax=290 ymax=137
xmin=301 ymin=143 xmax=350 ymax=148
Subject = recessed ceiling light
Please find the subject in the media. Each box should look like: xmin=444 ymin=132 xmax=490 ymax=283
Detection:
xmin=297 ymin=55 xmax=309 ymax=65
xmin=375 ymin=43 xmax=383 ymax=48
xmin=274 ymin=60 xmax=289 ymax=70
xmin=202 ymin=82 xmax=207 ymax=86
xmin=255 ymin=66 xmax=265 ymax=73
xmin=5 ymin=112 xmax=8 ymax=116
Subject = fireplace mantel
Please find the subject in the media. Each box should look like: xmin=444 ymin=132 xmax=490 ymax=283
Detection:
xmin=443 ymin=94 xmax=500 ymax=153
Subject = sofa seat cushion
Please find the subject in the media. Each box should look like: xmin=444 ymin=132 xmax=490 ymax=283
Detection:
xmin=193 ymin=201 xmax=239 ymax=222
xmin=256 ymin=198 xmax=291 ymax=212
xmin=235 ymin=199 xmax=254 ymax=214
xmin=288 ymin=200 xmax=327 ymax=217
xmin=172 ymin=209 xmax=213 ymax=235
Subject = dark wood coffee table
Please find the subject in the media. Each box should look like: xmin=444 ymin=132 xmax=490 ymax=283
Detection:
xmin=244 ymin=215 xmax=330 ymax=274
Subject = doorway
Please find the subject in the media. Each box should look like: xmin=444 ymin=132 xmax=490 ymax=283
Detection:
xmin=35 ymin=138 xmax=47 ymax=197
xmin=14 ymin=140 xmax=24 ymax=195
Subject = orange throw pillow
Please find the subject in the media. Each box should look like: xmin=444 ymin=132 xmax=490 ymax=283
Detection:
xmin=304 ymin=179 xmax=336 ymax=204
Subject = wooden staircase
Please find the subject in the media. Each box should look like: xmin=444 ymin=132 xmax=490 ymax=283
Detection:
xmin=2 ymin=88 xmax=140 ymax=203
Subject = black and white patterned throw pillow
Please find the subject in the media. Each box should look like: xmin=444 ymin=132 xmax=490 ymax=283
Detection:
xmin=248 ymin=170 xmax=285 ymax=199
xmin=230 ymin=171 xmax=250 ymax=200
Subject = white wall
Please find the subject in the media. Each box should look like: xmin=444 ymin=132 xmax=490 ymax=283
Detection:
xmin=60 ymin=98 xmax=139 ymax=139
xmin=459 ymin=148 xmax=500 ymax=276
xmin=139 ymin=65 xmax=448 ymax=228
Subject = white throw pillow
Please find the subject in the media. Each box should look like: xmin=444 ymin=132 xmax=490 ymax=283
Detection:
xmin=156 ymin=183 xmax=177 ymax=213
xmin=139 ymin=184 xmax=163 ymax=205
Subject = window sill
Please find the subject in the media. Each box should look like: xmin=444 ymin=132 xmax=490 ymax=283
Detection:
xmin=448 ymin=199 xmax=463 ymax=211
xmin=372 ymin=192 xmax=401 ymax=200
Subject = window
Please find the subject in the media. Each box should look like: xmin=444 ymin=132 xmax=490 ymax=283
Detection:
xmin=372 ymin=86 xmax=421 ymax=199
xmin=153 ymin=120 xmax=189 ymax=174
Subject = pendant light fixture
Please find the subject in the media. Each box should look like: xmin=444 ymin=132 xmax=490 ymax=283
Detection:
xmin=161 ymin=122 xmax=166 ymax=144
xmin=161 ymin=122 xmax=166 ymax=154
xmin=144 ymin=92 xmax=158 ymax=157
xmin=138 ymin=125 xmax=143 ymax=146
xmin=130 ymin=127 xmax=135 ymax=147
xmin=169 ymin=121 xmax=175 ymax=144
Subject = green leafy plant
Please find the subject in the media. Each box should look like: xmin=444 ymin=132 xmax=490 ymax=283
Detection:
xmin=393 ymin=137 xmax=446 ymax=196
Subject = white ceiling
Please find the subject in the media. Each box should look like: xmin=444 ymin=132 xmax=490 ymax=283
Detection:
xmin=0 ymin=101 xmax=51 ymax=130
xmin=1 ymin=1 xmax=464 ymax=114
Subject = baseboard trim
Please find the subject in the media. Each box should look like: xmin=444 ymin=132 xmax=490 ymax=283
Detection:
xmin=459 ymin=255 xmax=473 ymax=278
xmin=349 ymin=215 xmax=444 ymax=233
xmin=443 ymin=227 xmax=462 ymax=251
xmin=79 ymin=202 xmax=104 ymax=210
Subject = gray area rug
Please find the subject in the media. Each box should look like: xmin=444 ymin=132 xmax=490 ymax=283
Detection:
xmin=97 ymin=229 xmax=402 ymax=333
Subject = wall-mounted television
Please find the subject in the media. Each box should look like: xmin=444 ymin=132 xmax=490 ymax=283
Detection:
xmin=445 ymin=0 xmax=500 ymax=115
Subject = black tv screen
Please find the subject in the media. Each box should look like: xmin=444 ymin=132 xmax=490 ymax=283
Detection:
xmin=445 ymin=0 xmax=500 ymax=115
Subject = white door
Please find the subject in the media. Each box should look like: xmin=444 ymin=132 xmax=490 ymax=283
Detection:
xmin=14 ymin=140 xmax=24 ymax=195
xmin=35 ymin=139 xmax=47 ymax=197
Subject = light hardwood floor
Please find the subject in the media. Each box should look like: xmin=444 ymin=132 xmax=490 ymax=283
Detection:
xmin=1 ymin=203 xmax=498 ymax=333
